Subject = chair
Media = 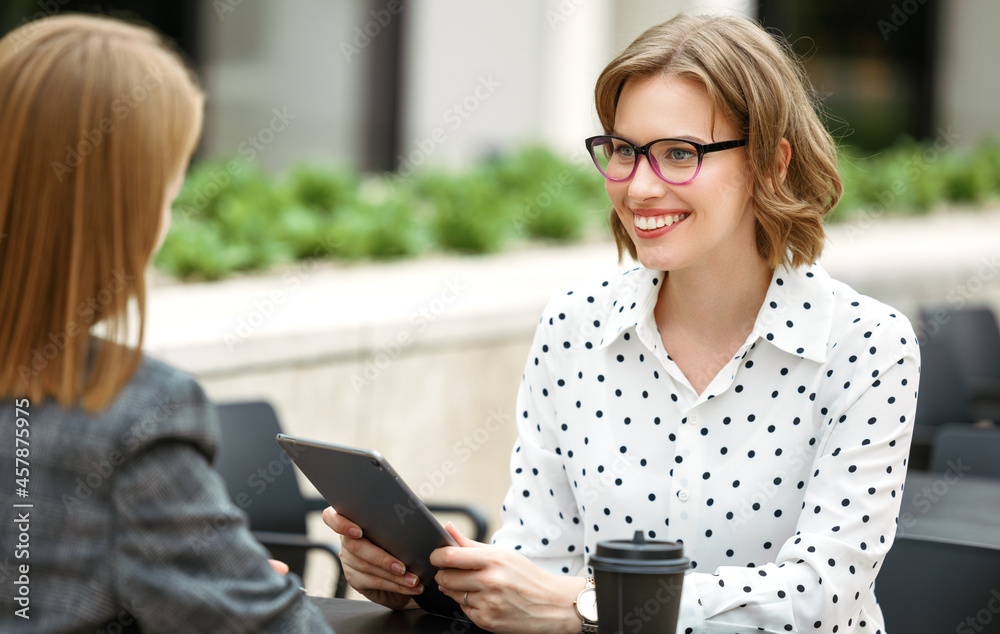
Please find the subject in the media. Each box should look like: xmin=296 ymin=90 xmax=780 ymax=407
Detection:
xmin=213 ymin=400 xmax=490 ymax=598
xmin=877 ymin=535 xmax=1000 ymax=633
xmin=930 ymin=425 xmax=1000 ymax=478
xmin=214 ymin=400 xmax=345 ymax=596
xmin=909 ymin=334 xmax=974 ymax=470
xmin=919 ymin=306 xmax=1000 ymax=423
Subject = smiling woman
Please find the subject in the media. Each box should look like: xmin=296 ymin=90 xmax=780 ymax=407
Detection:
xmin=323 ymin=12 xmax=919 ymax=634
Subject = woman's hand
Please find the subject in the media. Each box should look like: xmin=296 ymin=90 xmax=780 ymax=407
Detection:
xmin=322 ymin=507 xmax=423 ymax=610
xmin=431 ymin=523 xmax=585 ymax=634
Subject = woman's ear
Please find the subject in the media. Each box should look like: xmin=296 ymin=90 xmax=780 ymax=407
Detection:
xmin=766 ymin=138 xmax=792 ymax=191
xmin=775 ymin=138 xmax=792 ymax=184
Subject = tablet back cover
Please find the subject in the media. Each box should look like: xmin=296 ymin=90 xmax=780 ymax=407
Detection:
xmin=275 ymin=434 xmax=468 ymax=621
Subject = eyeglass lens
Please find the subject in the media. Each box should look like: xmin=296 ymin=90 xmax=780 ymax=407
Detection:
xmin=590 ymin=137 xmax=701 ymax=183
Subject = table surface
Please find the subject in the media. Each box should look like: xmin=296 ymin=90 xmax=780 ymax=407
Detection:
xmin=311 ymin=598 xmax=487 ymax=634
xmin=897 ymin=470 xmax=1000 ymax=548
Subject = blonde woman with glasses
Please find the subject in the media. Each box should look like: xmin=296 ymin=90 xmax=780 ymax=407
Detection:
xmin=326 ymin=13 xmax=918 ymax=634
xmin=0 ymin=15 xmax=332 ymax=633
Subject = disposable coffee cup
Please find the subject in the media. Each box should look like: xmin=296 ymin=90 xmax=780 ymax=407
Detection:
xmin=589 ymin=530 xmax=691 ymax=634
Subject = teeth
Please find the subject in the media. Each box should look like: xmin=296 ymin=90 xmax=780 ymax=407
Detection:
xmin=635 ymin=213 xmax=689 ymax=231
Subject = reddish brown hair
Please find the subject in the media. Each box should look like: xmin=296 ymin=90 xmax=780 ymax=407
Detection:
xmin=0 ymin=15 xmax=203 ymax=411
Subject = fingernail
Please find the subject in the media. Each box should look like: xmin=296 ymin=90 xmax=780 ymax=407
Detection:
xmin=391 ymin=562 xmax=405 ymax=575
xmin=349 ymin=527 xmax=362 ymax=539
xmin=405 ymin=573 xmax=420 ymax=587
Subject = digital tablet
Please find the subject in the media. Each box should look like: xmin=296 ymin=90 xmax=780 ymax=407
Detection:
xmin=274 ymin=434 xmax=470 ymax=622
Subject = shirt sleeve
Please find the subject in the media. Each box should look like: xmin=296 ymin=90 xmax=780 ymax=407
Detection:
xmin=677 ymin=325 xmax=919 ymax=634
xmin=490 ymin=304 xmax=587 ymax=577
xmin=110 ymin=380 xmax=334 ymax=634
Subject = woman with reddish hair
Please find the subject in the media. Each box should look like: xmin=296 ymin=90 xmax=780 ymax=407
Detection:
xmin=0 ymin=15 xmax=332 ymax=633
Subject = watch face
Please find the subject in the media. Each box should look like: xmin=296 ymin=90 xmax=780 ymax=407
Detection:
xmin=578 ymin=588 xmax=598 ymax=621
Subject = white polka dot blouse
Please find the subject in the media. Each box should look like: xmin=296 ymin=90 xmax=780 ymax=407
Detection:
xmin=491 ymin=262 xmax=919 ymax=634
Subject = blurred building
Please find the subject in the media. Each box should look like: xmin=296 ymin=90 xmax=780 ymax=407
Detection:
xmin=2 ymin=0 xmax=998 ymax=172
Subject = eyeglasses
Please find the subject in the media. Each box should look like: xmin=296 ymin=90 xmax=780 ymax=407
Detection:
xmin=585 ymin=135 xmax=747 ymax=185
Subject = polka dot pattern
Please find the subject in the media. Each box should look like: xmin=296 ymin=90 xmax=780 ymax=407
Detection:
xmin=492 ymin=263 xmax=919 ymax=633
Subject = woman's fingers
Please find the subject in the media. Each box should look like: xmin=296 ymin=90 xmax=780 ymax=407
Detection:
xmin=444 ymin=521 xmax=484 ymax=548
xmin=340 ymin=536 xmax=423 ymax=592
xmin=323 ymin=507 xmax=423 ymax=594
xmin=322 ymin=507 xmax=363 ymax=538
xmin=267 ymin=559 xmax=290 ymax=576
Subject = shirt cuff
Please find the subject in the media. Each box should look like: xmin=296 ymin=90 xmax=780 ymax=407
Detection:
xmin=677 ymin=573 xmax=705 ymax=634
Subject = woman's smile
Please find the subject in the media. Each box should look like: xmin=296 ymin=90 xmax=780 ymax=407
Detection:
xmin=632 ymin=210 xmax=690 ymax=237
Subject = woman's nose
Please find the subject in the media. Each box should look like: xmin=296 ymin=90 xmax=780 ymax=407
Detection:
xmin=627 ymin=155 xmax=669 ymax=201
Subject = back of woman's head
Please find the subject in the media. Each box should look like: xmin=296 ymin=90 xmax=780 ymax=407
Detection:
xmin=0 ymin=14 xmax=203 ymax=412
xmin=595 ymin=13 xmax=841 ymax=268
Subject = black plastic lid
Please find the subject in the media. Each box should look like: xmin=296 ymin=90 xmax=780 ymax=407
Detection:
xmin=589 ymin=531 xmax=691 ymax=574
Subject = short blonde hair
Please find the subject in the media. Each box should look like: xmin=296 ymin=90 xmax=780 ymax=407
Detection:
xmin=0 ymin=14 xmax=203 ymax=412
xmin=595 ymin=14 xmax=841 ymax=268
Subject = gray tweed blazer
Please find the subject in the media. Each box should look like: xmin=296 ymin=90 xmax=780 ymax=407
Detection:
xmin=0 ymin=352 xmax=333 ymax=633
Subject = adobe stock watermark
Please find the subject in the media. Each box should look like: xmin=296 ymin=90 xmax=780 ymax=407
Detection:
xmin=898 ymin=458 xmax=971 ymax=528
xmin=340 ymin=1 xmax=404 ymax=62
xmin=915 ymin=257 xmax=1000 ymax=344
xmin=60 ymin=396 xmax=204 ymax=515
xmin=5 ymin=0 xmax=72 ymax=52
xmin=95 ymin=600 xmax=146 ymax=634
xmin=730 ymin=440 xmax=815 ymax=531
xmin=877 ymin=0 xmax=929 ymax=41
xmin=51 ymin=64 xmax=171 ymax=182
xmin=546 ymin=0 xmax=587 ymax=29
xmin=387 ymin=75 xmax=501 ymax=185
xmin=221 ymin=261 xmax=316 ymax=351
xmin=842 ymin=126 xmax=960 ymax=244
xmin=511 ymin=148 xmax=591 ymax=234
xmin=350 ymin=277 xmax=468 ymax=391
xmin=517 ymin=455 xmax=636 ymax=554
xmin=227 ymin=439 xmax=309 ymax=512
xmin=394 ymin=408 xmax=512 ymax=525
xmin=17 ymin=270 xmax=135 ymax=384
xmin=956 ymin=588 xmax=1000 ymax=634
xmin=174 ymin=106 xmax=295 ymax=223
xmin=212 ymin=0 xmax=244 ymax=21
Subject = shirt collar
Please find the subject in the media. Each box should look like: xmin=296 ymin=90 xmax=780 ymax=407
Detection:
xmin=597 ymin=266 xmax=663 ymax=350
xmin=751 ymin=263 xmax=834 ymax=363
xmin=597 ymin=263 xmax=835 ymax=364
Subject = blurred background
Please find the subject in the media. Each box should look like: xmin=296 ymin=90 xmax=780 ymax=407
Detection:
xmin=4 ymin=0 xmax=997 ymax=170
xmin=3 ymin=0 xmax=999 ymax=605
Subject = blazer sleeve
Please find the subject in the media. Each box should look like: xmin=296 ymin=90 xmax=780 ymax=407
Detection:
xmin=109 ymin=373 xmax=333 ymax=634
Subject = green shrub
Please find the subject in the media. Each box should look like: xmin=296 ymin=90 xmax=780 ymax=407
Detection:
xmin=415 ymin=170 xmax=513 ymax=254
xmin=326 ymin=179 xmax=423 ymax=260
xmin=156 ymin=161 xmax=294 ymax=279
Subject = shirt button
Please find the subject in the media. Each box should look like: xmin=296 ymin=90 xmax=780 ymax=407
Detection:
xmin=677 ymin=489 xmax=690 ymax=501
xmin=690 ymin=414 xmax=699 ymax=424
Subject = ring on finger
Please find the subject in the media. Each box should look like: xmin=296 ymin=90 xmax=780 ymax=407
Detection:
xmin=463 ymin=591 xmax=469 ymax=607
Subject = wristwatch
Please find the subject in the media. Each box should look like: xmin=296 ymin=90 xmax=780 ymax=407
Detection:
xmin=574 ymin=575 xmax=598 ymax=633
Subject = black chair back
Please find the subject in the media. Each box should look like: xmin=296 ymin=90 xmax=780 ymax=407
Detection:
xmin=928 ymin=306 xmax=1000 ymax=382
xmin=921 ymin=306 xmax=1000 ymax=422
xmin=930 ymin=425 xmax=1000 ymax=478
xmin=214 ymin=401 xmax=316 ymax=578
xmin=877 ymin=535 xmax=1000 ymax=633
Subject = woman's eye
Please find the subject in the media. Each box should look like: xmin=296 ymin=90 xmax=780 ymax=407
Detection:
xmin=614 ymin=145 xmax=636 ymax=158
xmin=668 ymin=148 xmax=695 ymax=161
